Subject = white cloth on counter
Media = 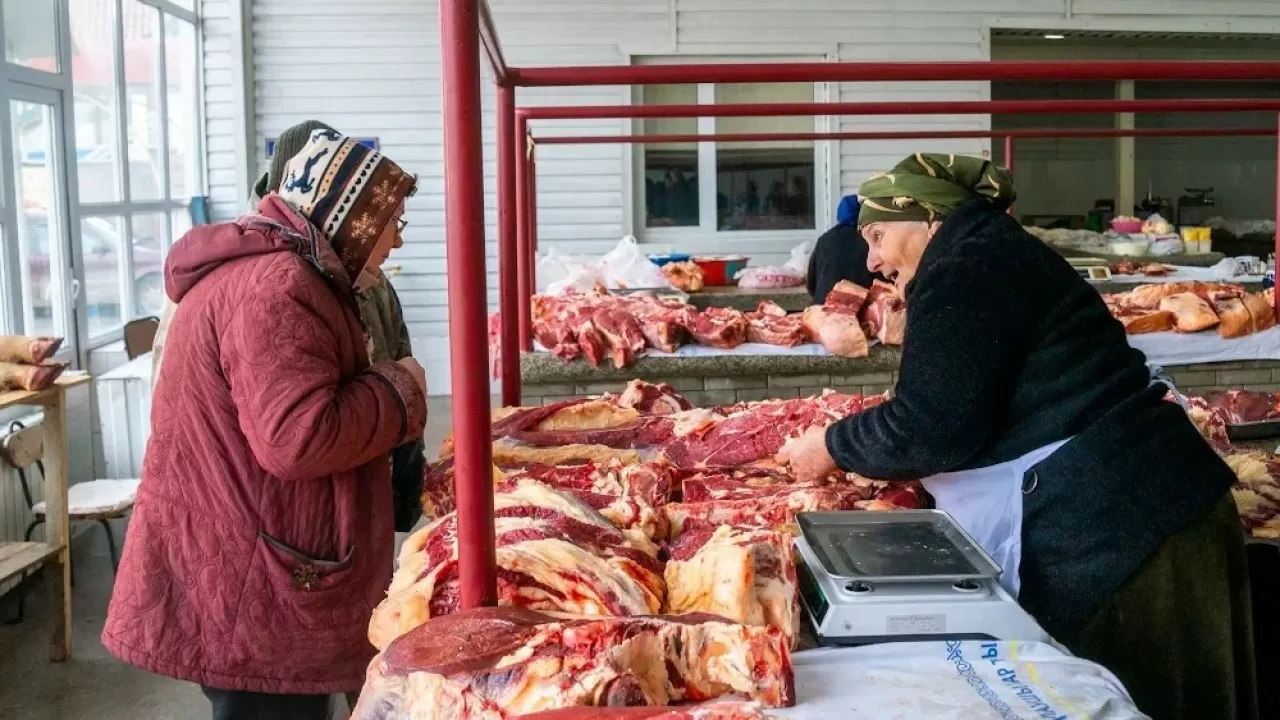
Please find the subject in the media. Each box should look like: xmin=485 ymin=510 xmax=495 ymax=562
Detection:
xmin=776 ymin=640 xmax=1147 ymax=720
xmin=1105 ymin=265 xmax=1265 ymax=284
xmin=1127 ymin=326 xmax=1280 ymax=366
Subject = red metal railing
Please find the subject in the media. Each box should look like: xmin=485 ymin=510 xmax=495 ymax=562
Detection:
xmin=444 ymin=0 xmax=1280 ymax=608
xmin=532 ymin=127 xmax=1278 ymax=145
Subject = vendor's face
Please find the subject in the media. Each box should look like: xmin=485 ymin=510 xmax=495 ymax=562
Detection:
xmin=862 ymin=220 xmax=938 ymax=288
xmin=357 ymin=202 xmax=405 ymax=291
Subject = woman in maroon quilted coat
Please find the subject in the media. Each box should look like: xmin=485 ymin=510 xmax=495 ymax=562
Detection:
xmin=102 ymin=131 xmax=427 ymax=719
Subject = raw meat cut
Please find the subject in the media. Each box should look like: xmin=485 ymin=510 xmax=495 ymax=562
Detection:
xmin=516 ymin=702 xmax=776 ymax=719
xmin=592 ymin=308 xmax=648 ymax=368
xmin=510 ymin=416 xmax=676 ymax=449
xmin=1158 ymin=292 xmax=1220 ymax=333
xmin=824 ymin=280 xmax=868 ymax=310
xmin=664 ymin=485 xmax=880 ymax=538
xmin=858 ymin=280 xmax=906 ymax=346
xmin=492 ymin=443 xmax=644 ymax=468
xmin=499 ymin=461 xmax=674 ymax=541
xmin=1114 ymin=309 xmax=1175 ymax=335
xmin=371 ymin=481 xmax=665 ymax=649
xmin=744 ymin=301 xmax=807 ymax=347
xmin=1124 ymin=281 xmax=1245 ymax=309
xmin=1175 ymin=394 xmax=1231 ymax=448
xmin=684 ymin=307 xmax=749 ymax=349
xmin=1222 ymin=451 xmax=1280 ymax=538
xmin=613 ymin=379 xmax=694 ymax=414
xmin=662 ymin=393 xmax=875 ymax=469
xmin=1214 ymin=293 xmax=1276 ymax=339
xmin=352 ymin=607 xmax=795 ymax=719
xmin=801 ymin=305 xmax=869 ymax=358
xmin=626 ymin=296 xmax=691 ymax=354
xmin=664 ymin=525 xmax=798 ymax=646
xmin=662 ymin=261 xmax=705 ymax=292
xmin=1199 ymin=390 xmax=1280 ymax=425
xmin=0 ymin=361 xmax=68 ymax=392
xmin=0 ymin=335 xmax=63 ymax=365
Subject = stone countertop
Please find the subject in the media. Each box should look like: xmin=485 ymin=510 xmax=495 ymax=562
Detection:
xmin=520 ymin=346 xmax=904 ymax=385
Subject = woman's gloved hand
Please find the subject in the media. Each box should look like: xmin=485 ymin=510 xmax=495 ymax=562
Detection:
xmin=778 ymin=426 xmax=838 ymax=483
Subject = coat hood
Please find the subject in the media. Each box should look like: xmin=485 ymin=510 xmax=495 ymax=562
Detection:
xmin=165 ymin=195 xmax=340 ymax=303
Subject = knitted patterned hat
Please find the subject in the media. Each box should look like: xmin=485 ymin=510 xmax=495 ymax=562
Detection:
xmin=277 ymin=129 xmax=416 ymax=282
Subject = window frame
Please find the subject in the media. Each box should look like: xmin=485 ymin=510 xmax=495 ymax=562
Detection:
xmin=628 ymin=56 xmax=836 ymax=247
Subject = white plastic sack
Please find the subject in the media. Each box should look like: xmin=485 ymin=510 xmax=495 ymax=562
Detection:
xmin=1148 ymin=236 xmax=1185 ymax=257
xmin=735 ymin=266 xmax=805 ymax=289
xmin=601 ymin=236 xmax=670 ymax=290
xmin=776 ymin=640 xmax=1147 ymax=720
xmin=784 ymin=240 xmax=815 ymax=275
xmin=1209 ymin=257 xmax=1244 ymax=280
xmin=539 ymin=248 xmax=604 ymax=296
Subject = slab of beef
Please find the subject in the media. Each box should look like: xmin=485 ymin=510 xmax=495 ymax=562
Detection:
xmin=744 ymin=301 xmax=807 ymax=347
xmin=1201 ymin=389 xmax=1280 ymax=425
xmin=516 ymin=702 xmax=777 ymax=720
xmin=800 ymin=305 xmax=869 ymax=358
xmin=1158 ymin=292 xmax=1220 ymax=333
xmin=613 ymin=379 xmax=694 ymax=414
xmin=1122 ymin=281 xmax=1245 ymax=309
xmin=824 ymin=279 xmax=869 ymax=310
xmin=664 ymin=483 xmax=877 ymax=538
xmin=592 ymin=307 xmax=648 ymax=367
xmin=371 ymin=481 xmax=665 ymax=650
xmin=511 ymin=416 xmax=676 ymax=449
xmin=662 ymin=393 xmax=872 ymax=469
xmin=352 ymin=607 xmax=795 ymax=719
xmin=1222 ymin=451 xmax=1280 ymax=538
xmin=1214 ymin=292 xmax=1277 ymax=339
xmin=664 ymin=525 xmax=798 ymax=647
xmin=499 ymin=461 xmax=674 ymax=541
xmin=859 ymin=280 xmax=906 ymax=345
xmin=683 ymin=307 xmax=749 ymax=349
xmin=1175 ymin=394 xmax=1231 ymax=449
xmin=625 ymin=297 xmax=691 ymax=354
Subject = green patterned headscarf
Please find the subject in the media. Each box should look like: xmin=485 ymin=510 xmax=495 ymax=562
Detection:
xmin=857 ymin=153 xmax=1015 ymax=226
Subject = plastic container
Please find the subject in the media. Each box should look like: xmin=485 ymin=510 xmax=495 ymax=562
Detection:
xmin=1111 ymin=219 xmax=1144 ymax=234
xmin=1108 ymin=238 xmax=1150 ymax=257
xmin=693 ymin=255 xmax=750 ymax=286
xmin=647 ymin=253 xmax=690 ymax=267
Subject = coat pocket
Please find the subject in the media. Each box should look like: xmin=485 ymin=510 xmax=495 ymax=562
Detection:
xmin=257 ymin=530 xmax=356 ymax=595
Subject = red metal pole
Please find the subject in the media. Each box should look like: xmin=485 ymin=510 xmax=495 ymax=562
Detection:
xmin=1005 ymin=135 xmax=1015 ymax=218
xmin=1275 ymin=113 xmax=1279 ymax=319
xmin=439 ymin=0 xmax=496 ymax=609
xmin=509 ymin=60 xmax=1280 ymax=88
xmin=531 ymin=127 xmax=1275 ymax=145
xmin=528 ymin=145 xmax=539 ymax=295
xmin=515 ymin=115 xmax=532 ymax=351
xmin=518 ymin=98 xmax=1280 ymax=122
xmin=497 ymin=85 xmax=519 ymax=407
xmin=477 ymin=0 xmax=510 ymax=85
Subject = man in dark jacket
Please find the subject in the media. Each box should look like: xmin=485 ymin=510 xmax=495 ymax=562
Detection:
xmin=252 ymin=121 xmax=426 ymax=536
xmin=806 ymin=195 xmax=887 ymax=303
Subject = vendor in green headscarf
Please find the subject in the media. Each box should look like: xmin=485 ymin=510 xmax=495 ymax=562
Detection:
xmin=782 ymin=153 xmax=1256 ymax=720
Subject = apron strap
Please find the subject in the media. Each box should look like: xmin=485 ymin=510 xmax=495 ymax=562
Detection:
xmin=1148 ymin=362 xmax=1190 ymax=412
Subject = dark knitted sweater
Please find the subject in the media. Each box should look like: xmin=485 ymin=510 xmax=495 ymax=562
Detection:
xmin=825 ymin=199 xmax=1235 ymax=636
xmin=806 ymin=223 xmax=886 ymax=304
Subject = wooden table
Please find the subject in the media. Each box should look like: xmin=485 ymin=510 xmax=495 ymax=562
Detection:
xmin=0 ymin=374 xmax=90 ymax=661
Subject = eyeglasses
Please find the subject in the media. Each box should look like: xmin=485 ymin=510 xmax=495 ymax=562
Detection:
xmin=395 ymin=217 xmax=408 ymax=232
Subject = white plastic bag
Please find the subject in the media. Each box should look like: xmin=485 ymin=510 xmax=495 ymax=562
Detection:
xmin=539 ymin=247 xmax=605 ymax=296
xmin=1148 ymin=236 xmax=1185 ymax=257
xmin=1209 ymin=257 xmax=1244 ymax=280
xmin=784 ymin=240 xmax=815 ymax=275
xmin=601 ymin=236 xmax=671 ymax=290
xmin=735 ymin=266 xmax=805 ymax=289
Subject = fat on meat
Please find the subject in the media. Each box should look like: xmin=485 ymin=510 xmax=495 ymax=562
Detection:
xmin=1158 ymin=292 xmax=1220 ymax=333
xmin=352 ymin=607 xmax=795 ymax=719
xmin=801 ymin=305 xmax=869 ymax=358
xmin=684 ymin=307 xmax=749 ymax=349
xmin=745 ymin=301 xmax=807 ymax=347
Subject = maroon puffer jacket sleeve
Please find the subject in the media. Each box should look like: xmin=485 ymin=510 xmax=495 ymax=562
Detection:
xmin=222 ymin=266 xmax=427 ymax=481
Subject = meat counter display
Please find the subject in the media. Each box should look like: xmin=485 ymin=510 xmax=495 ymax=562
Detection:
xmin=349 ymin=380 xmax=1276 ymax=719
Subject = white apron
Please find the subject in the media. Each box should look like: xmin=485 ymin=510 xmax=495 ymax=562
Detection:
xmin=922 ymin=363 xmax=1179 ymax=598
xmin=921 ymin=438 xmax=1069 ymax=598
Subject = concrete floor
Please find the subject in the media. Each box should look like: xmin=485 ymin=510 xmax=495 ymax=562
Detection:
xmin=0 ymin=398 xmax=460 ymax=719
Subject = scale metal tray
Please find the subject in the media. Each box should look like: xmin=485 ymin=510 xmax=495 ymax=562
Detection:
xmin=1225 ymin=419 xmax=1280 ymax=442
xmin=796 ymin=509 xmax=1001 ymax=584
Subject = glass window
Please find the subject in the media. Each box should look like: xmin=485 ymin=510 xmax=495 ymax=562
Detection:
xmin=69 ymin=0 xmax=123 ymax=204
xmin=131 ymin=212 xmax=167 ymax=317
xmin=715 ymin=83 xmax=815 ymax=232
xmin=170 ymin=206 xmax=192 ymax=246
xmin=13 ymin=100 xmax=68 ymax=337
xmin=641 ymin=85 xmax=698 ymax=229
xmin=80 ymin=216 xmax=126 ymax=337
xmin=4 ymin=0 xmax=59 ymax=72
xmin=165 ymin=16 xmax=199 ymax=200
xmin=123 ymin=0 xmax=163 ymax=201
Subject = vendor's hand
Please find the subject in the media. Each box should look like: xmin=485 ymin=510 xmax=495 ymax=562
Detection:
xmin=779 ymin=426 xmax=838 ymax=483
xmin=397 ymin=357 xmax=427 ymax=396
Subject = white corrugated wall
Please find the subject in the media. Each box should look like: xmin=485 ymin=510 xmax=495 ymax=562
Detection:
xmin=207 ymin=0 xmax=1280 ymax=393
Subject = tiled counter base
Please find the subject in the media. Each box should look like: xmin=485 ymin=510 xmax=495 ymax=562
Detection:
xmin=520 ymin=351 xmax=1280 ymax=406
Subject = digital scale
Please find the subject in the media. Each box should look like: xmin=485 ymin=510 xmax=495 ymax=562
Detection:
xmin=795 ymin=510 xmax=1049 ymax=646
xmin=1067 ymin=257 xmax=1112 ymax=282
